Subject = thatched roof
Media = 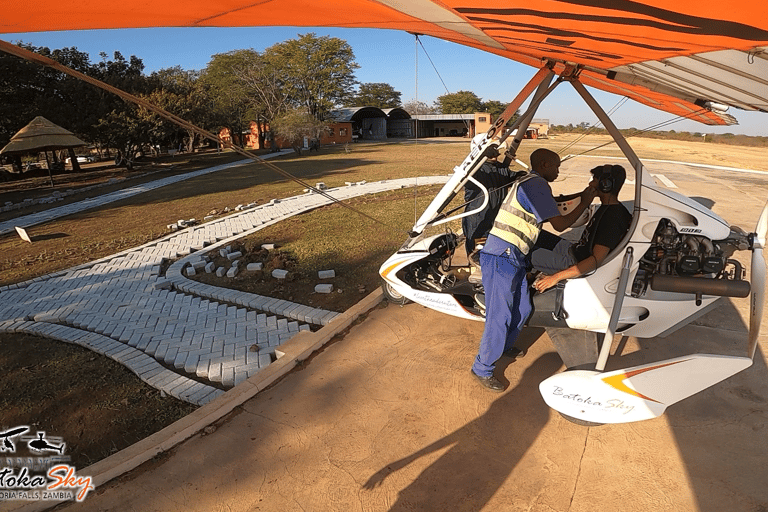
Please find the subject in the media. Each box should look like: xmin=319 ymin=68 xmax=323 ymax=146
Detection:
xmin=0 ymin=116 xmax=86 ymax=155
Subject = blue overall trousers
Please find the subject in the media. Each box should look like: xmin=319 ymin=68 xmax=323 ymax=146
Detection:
xmin=471 ymin=244 xmax=531 ymax=378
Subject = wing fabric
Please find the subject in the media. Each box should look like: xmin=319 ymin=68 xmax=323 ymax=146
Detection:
xmin=2 ymin=0 xmax=768 ymax=124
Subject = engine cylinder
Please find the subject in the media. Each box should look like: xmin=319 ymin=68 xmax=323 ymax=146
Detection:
xmin=650 ymin=274 xmax=750 ymax=298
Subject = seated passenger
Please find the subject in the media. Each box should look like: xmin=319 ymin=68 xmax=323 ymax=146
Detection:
xmin=531 ymin=164 xmax=632 ymax=292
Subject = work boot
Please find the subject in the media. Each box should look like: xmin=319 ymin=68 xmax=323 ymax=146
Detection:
xmin=470 ymin=369 xmax=505 ymax=392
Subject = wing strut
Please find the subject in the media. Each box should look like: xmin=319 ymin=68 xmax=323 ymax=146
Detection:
xmin=748 ymin=200 xmax=767 ymax=359
xmin=595 ymin=247 xmax=634 ymax=371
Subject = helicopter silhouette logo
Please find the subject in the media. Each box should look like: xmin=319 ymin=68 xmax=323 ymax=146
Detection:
xmin=0 ymin=426 xmax=29 ymax=453
xmin=27 ymin=432 xmax=65 ymax=454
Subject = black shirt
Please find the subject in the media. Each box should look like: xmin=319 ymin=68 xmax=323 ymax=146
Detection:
xmin=572 ymin=203 xmax=632 ymax=263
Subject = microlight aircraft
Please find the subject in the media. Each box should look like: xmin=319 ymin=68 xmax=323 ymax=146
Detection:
xmin=2 ymin=1 xmax=767 ymax=424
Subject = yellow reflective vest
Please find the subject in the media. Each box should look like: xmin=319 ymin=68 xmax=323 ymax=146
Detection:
xmin=489 ymin=173 xmax=542 ymax=255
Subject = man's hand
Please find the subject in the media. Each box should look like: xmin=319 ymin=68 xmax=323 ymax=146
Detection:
xmin=534 ymin=274 xmax=561 ymax=292
xmin=580 ymin=185 xmax=598 ymax=204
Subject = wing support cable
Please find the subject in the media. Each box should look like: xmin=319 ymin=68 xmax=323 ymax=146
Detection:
xmin=415 ymin=35 xmax=472 ymax=136
xmin=0 ymin=39 xmax=404 ymax=235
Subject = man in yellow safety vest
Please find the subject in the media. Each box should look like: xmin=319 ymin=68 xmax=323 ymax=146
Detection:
xmin=470 ymin=148 xmax=596 ymax=391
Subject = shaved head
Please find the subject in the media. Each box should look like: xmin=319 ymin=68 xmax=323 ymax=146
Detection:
xmin=530 ymin=148 xmax=561 ymax=182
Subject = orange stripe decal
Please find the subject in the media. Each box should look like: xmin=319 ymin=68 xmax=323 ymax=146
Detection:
xmin=601 ymin=359 xmax=691 ymax=403
xmin=380 ymin=261 xmax=401 ymax=279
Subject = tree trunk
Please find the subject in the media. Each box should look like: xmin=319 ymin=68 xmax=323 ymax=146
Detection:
xmin=67 ymin=147 xmax=81 ymax=172
xmin=185 ymin=129 xmax=195 ymax=153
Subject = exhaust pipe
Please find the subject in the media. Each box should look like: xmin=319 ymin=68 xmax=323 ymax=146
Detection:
xmin=650 ymin=274 xmax=750 ymax=298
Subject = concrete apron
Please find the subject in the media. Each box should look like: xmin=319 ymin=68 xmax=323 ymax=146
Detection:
xmin=19 ymin=290 xmax=768 ymax=511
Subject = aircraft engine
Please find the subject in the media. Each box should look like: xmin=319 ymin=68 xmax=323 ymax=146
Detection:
xmin=632 ymin=218 xmax=751 ymax=302
xmin=400 ymin=232 xmax=461 ymax=293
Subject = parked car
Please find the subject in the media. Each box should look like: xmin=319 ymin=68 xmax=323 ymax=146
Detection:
xmin=65 ymin=156 xmax=97 ymax=164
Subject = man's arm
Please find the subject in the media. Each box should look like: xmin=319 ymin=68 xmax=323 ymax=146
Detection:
xmin=533 ymin=244 xmax=611 ymax=292
xmin=546 ymin=186 xmax=596 ymax=232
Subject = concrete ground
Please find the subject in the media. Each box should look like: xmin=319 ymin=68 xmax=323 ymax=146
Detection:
xmin=53 ymin=300 xmax=768 ymax=511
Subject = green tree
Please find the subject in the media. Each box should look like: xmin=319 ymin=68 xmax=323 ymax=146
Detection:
xmin=228 ymin=50 xmax=292 ymax=144
xmin=265 ymin=33 xmax=359 ymax=120
xmin=142 ymin=66 xmax=214 ymax=152
xmin=200 ymin=50 xmax=256 ymax=147
xmin=0 ymin=44 xmax=53 ymax=150
xmin=435 ymin=90 xmax=482 ymax=114
xmin=480 ymin=100 xmax=507 ymax=120
xmin=89 ymin=51 xmax=152 ymax=162
xmin=350 ymin=82 xmax=401 ymax=108
xmin=0 ymin=44 xmax=151 ymax=168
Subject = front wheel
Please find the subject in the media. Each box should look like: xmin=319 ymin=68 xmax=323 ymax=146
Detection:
xmin=558 ymin=412 xmax=604 ymax=427
xmin=381 ymin=279 xmax=410 ymax=305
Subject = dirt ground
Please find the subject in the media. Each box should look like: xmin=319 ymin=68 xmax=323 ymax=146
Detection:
xmin=0 ymin=333 xmax=197 ymax=470
xmin=185 ymin=237 xmax=377 ymax=314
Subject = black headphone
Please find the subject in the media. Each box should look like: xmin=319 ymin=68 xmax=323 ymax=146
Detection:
xmin=597 ymin=164 xmax=615 ymax=194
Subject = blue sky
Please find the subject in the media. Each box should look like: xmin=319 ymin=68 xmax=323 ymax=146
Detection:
xmin=2 ymin=26 xmax=767 ymax=136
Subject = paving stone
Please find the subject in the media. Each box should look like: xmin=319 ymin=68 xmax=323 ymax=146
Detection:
xmin=0 ymin=174 xmax=434 ymax=395
xmin=163 ymin=346 xmax=179 ymax=365
xmin=221 ymin=367 xmax=235 ymax=387
xmin=258 ymin=353 xmax=273 ymax=367
xmin=208 ymin=362 xmax=223 ymax=382
xmin=271 ymin=269 xmax=289 ymax=279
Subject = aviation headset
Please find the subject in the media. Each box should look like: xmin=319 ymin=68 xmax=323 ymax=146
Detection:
xmin=595 ymin=164 xmax=617 ymax=194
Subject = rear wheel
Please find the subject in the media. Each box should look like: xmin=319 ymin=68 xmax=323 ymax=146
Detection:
xmin=382 ymin=279 xmax=410 ymax=305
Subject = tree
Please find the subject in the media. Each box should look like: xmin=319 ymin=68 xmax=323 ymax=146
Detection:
xmin=0 ymin=43 xmax=51 ymax=149
xmin=480 ymin=100 xmax=507 ymax=120
xmin=89 ymin=51 xmax=152 ymax=161
xmin=265 ymin=33 xmax=359 ymax=120
xmin=271 ymin=108 xmax=328 ymax=155
xmin=435 ymin=90 xmax=482 ymax=114
xmin=0 ymin=44 xmax=152 ymax=166
xmin=141 ymin=66 xmax=214 ymax=152
xmin=200 ymin=50 xmax=257 ymax=147
xmin=350 ymin=82 xmax=401 ymax=108
xmin=228 ymin=50 xmax=292 ymax=144
xmin=402 ymin=100 xmax=436 ymax=115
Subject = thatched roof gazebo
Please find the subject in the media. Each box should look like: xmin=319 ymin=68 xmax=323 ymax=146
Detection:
xmin=0 ymin=116 xmax=87 ymax=186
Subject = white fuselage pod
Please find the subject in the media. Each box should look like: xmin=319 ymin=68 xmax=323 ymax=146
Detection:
xmin=380 ymin=239 xmax=483 ymax=321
